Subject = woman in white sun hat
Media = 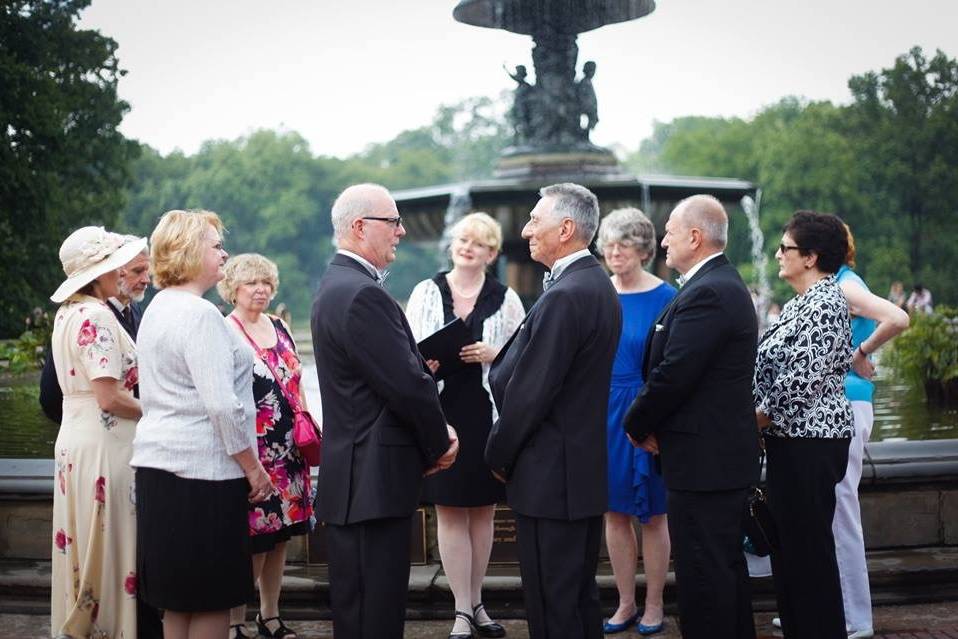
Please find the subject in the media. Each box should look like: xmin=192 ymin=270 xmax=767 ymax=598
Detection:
xmin=48 ymin=227 xmax=148 ymax=639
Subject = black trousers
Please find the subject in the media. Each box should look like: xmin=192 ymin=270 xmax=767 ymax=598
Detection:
xmin=325 ymin=516 xmax=413 ymax=639
xmin=765 ymin=435 xmax=850 ymax=639
xmin=667 ymin=488 xmax=756 ymax=639
xmin=515 ymin=513 xmax=602 ymax=639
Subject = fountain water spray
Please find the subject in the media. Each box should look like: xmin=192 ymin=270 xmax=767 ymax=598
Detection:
xmin=741 ymin=193 xmax=771 ymax=332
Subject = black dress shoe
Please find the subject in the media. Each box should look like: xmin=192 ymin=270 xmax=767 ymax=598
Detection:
xmin=471 ymin=603 xmax=506 ymax=638
xmin=450 ymin=611 xmax=475 ymax=638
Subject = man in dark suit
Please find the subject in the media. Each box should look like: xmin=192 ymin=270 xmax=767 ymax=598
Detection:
xmin=39 ymin=244 xmax=150 ymax=422
xmin=311 ymin=183 xmax=459 ymax=639
xmin=623 ymin=194 xmax=759 ymax=639
xmin=485 ymin=183 xmax=621 ymax=639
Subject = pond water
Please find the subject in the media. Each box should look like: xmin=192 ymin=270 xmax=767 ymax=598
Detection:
xmin=1 ymin=364 xmax=955 ymax=459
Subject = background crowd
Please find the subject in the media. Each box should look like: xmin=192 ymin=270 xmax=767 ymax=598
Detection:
xmin=43 ymin=181 xmax=912 ymax=639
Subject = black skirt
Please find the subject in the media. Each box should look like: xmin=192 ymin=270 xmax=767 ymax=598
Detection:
xmin=135 ymin=467 xmax=253 ymax=612
xmin=421 ymin=362 xmax=504 ymax=507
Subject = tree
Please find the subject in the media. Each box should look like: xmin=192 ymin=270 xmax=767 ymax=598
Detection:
xmin=0 ymin=0 xmax=139 ymax=337
xmin=845 ymin=47 xmax=958 ymax=302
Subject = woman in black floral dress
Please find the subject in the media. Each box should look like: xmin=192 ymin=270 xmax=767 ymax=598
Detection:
xmin=220 ymin=253 xmax=313 ymax=639
xmin=753 ymin=211 xmax=853 ymax=639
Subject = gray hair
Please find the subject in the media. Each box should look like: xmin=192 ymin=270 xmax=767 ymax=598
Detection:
xmin=539 ymin=183 xmax=600 ymax=244
xmin=330 ymin=183 xmax=391 ymax=239
xmin=677 ymin=194 xmax=728 ymax=249
xmin=597 ymin=207 xmax=657 ymax=267
xmin=122 ymin=234 xmax=149 ymax=256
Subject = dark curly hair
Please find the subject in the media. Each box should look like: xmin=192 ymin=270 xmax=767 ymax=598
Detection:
xmin=783 ymin=210 xmax=848 ymax=274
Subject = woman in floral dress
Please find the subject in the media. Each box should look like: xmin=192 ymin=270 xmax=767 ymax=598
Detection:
xmin=49 ymin=227 xmax=148 ymax=639
xmin=219 ymin=254 xmax=313 ymax=639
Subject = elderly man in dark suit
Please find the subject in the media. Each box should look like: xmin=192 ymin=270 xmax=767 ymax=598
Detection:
xmin=486 ymin=183 xmax=621 ymax=639
xmin=311 ymin=183 xmax=459 ymax=639
xmin=623 ymin=194 xmax=759 ymax=639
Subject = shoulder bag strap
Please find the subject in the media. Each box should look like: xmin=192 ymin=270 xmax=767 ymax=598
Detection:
xmin=229 ymin=315 xmax=303 ymax=413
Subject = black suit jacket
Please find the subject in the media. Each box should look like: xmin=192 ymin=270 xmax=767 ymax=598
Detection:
xmin=485 ymin=255 xmax=621 ymax=520
xmin=311 ymin=254 xmax=451 ymax=525
xmin=39 ymin=300 xmax=142 ymax=423
xmin=623 ymin=255 xmax=760 ymax=492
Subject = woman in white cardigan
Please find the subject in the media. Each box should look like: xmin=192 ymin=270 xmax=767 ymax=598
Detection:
xmin=406 ymin=212 xmax=524 ymax=639
xmin=131 ymin=210 xmax=273 ymax=639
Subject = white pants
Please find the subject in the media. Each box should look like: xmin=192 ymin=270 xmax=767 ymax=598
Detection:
xmin=833 ymin=400 xmax=874 ymax=632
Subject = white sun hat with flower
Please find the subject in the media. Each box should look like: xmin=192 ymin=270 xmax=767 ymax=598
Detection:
xmin=50 ymin=227 xmax=148 ymax=303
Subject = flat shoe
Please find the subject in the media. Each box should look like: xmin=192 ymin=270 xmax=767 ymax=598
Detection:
xmin=637 ymin=620 xmax=665 ymax=636
xmin=449 ymin=610 xmax=475 ymax=638
xmin=772 ymin=617 xmax=782 ymax=629
xmin=602 ymin=609 xmax=639 ymax=634
xmin=471 ymin=603 xmax=506 ymax=638
xmin=255 ymin=613 xmax=296 ymax=638
xmin=848 ymin=630 xmax=874 ymax=639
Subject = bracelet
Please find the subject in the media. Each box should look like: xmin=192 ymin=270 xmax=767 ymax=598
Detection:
xmin=857 ymin=344 xmax=869 ymax=357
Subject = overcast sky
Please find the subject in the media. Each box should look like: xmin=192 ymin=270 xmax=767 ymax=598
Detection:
xmin=78 ymin=0 xmax=958 ymax=158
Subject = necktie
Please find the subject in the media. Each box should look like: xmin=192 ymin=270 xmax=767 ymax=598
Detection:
xmin=376 ymin=270 xmax=389 ymax=287
xmin=542 ymin=271 xmax=556 ymax=291
xmin=122 ymin=305 xmax=134 ymax=328
xmin=676 ymin=274 xmax=686 ymax=288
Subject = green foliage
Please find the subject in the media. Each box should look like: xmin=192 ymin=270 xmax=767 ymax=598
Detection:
xmin=0 ymin=307 xmax=53 ymax=373
xmin=885 ymin=306 xmax=958 ymax=404
xmin=0 ymin=0 xmax=139 ymax=337
xmin=624 ymin=48 xmax=958 ymax=308
xmin=116 ymin=98 xmax=511 ymax=322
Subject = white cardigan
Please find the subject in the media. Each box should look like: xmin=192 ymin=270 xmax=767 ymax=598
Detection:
xmin=405 ymin=278 xmax=525 ymax=421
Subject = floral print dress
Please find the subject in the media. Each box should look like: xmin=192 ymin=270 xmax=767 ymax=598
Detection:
xmin=246 ymin=317 xmax=313 ymax=553
xmin=50 ymin=295 xmax=139 ymax=639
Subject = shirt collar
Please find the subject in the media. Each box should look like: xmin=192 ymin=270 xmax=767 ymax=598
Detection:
xmin=678 ymin=252 xmax=724 ymax=287
xmin=107 ymin=297 xmax=128 ymax=313
xmin=337 ymin=249 xmax=385 ymax=281
xmin=549 ymin=249 xmax=592 ymax=280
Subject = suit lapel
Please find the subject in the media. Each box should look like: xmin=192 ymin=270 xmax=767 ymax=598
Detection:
xmin=640 ymin=256 xmax=727 ymax=377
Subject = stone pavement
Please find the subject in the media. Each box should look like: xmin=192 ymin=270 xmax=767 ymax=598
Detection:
xmin=7 ymin=602 xmax=958 ymax=638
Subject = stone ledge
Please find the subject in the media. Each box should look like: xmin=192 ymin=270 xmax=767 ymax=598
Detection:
xmin=3 ymin=547 xmax=956 ymax=616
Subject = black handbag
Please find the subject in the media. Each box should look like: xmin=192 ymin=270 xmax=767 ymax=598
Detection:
xmin=743 ymin=450 xmax=779 ymax=557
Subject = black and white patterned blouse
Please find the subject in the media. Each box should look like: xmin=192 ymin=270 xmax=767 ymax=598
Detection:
xmin=753 ymin=275 xmax=853 ymax=439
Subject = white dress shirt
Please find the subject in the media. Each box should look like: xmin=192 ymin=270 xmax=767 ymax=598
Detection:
xmin=678 ymin=251 xmax=724 ymax=286
xmin=549 ymin=248 xmax=593 ymax=279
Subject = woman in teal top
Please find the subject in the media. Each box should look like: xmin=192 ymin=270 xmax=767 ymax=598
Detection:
xmin=831 ymin=227 xmax=909 ymax=639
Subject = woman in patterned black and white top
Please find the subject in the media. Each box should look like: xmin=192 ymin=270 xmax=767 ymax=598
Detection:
xmin=753 ymin=210 xmax=853 ymax=639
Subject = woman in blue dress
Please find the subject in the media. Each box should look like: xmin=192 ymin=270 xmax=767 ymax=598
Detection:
xmin=598 ymin=208 xmax=676 ymax=636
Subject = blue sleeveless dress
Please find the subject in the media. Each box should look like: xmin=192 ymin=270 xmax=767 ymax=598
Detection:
xmin=606 ymin=283 xmax=676 ymax=520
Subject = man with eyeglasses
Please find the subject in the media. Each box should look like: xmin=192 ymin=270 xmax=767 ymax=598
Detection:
xmin=310 ymin=183 xmax=459 ymax=639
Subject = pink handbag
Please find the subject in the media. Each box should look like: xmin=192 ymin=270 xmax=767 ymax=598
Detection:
xmin=231 ymin=316 xmax=322 ymax=466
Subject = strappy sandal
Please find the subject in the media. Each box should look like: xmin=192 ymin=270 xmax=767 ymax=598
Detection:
xmin=471 ymin=603 xmax=506 ymax=638
xmin=449 ymin=610 xmax=475 ymax=638
xmin=230 ymin=623 xmax=251 ymax=639
xmin=255 ymin=612 xmax=297 ymax=638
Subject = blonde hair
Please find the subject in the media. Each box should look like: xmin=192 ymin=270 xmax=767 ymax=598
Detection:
xmin=150 ymin=209 xmax=224 ymax=289
xmin=217 ymin=253 xmax=280 ymax=305
xmin=449 ymin=212 xmax=503 ymax=253
xmin=843 ymin=222 xmax=857 ymax=268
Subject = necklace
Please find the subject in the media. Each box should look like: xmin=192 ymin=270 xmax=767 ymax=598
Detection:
xmin=447 ymin=273 xmax=485 ymax=299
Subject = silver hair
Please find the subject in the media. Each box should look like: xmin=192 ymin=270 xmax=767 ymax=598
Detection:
xmin=122 ymin=234 xmax=149 ymax=255
xmin=677 ymin=194 xmax=728 ymax=249
xmin=539 ymin=183 xmax=600 ymax=244
xmin=330 ymin=183 xmax=391 ymax=239
xmin=597 ymin=207 xmax=657 ymax=267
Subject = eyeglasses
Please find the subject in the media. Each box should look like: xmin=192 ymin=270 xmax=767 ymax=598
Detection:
xmin=778 ymin=243 xmax=804 ymax=253
xmin=362 ymin=216 xmax=403 ymax=229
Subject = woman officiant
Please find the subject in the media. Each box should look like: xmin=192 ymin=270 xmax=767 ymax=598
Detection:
xmin=406 ymin=212 xmax=524 ymax=639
